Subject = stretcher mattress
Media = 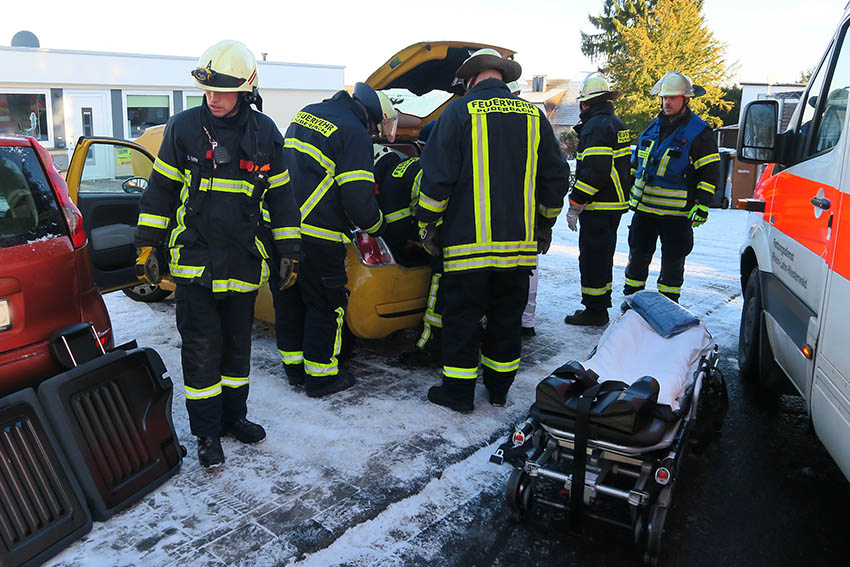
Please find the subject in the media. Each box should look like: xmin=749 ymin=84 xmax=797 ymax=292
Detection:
xmin=583 ymin=310 xmax=713 ymax=412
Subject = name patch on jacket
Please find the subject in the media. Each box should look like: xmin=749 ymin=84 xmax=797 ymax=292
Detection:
xmin=292 ymin=112 xmax=338 ymax=137
xmin=618 ymin=130 xmax=630 ymax=144
xmin=466 ymin=98 xmax=538 ymax=116
xmin=392 ymin=157 xmax=419 ymax=178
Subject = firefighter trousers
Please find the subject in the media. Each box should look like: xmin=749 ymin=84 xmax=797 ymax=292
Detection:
xmin=175 ymin=283 xmax=256 ymax=438
xmin=416 ymin=257 xmax=444 ymax=353
xmin=271 ymin=239 xmax=348 ymax=383
xmin=440 ymin=269 xmax=530 ymax=400
xmin=623 ymin=211 xmax=694 ymax=302
xmin=578 ymin=213 xmax=623 ymax=310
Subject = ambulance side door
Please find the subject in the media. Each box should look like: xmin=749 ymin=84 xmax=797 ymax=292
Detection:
xmin=760 ymin=31 xmax=843 ymax=396
xmin=811 ymin=19 xmax=850 ymax=482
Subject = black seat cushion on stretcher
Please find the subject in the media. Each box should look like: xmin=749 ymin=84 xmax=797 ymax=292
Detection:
xmin=529 ymin=403 xmax=674 ymax=447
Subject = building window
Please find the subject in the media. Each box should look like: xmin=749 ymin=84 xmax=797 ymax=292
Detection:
xmin=185 ymin=94 xmax=203 ymax=110
xmin=0 ymin=92 xmax=50 ymax=142
xmin=125 ymin=94 xmax=171 ymax=138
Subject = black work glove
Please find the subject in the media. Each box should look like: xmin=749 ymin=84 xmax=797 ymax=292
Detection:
xmin=535 ymin=224 xmax=553 ymax=254
xmin=279 ymin=258 xmax=299 ymax=290
xmin=135 ymin=246 xmax=161 ymax=284
xmin=418 ymin=222 xmax=441 ymax=257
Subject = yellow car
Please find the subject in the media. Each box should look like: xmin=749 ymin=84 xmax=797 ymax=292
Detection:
xmin=64 ymin=41 xmax=515 ymax=339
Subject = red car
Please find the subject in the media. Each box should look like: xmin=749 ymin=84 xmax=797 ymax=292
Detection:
xmin=0 ymin=135 xmax=114 ymax=393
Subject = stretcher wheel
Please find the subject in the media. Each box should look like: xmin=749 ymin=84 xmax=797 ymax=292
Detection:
xmin=643 ymin=496 xmax=669 ymax=566
xmin=506 ymin=469 xmax=535 ymax=523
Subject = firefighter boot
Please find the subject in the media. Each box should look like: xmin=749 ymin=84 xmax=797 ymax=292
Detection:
xmin=564 ymin=308 xmax=609 ymax=326
xmin=427 ymin=377 xmax=475 ymax=413
xmin=285 ymin=364 xmax=305 ymax=387
xmin=306 ymin=371 xmax=356 ymax=398
xmin=399 ymin=346 xmax=440 ymax=367
xmin=197 ymin=436 xmax=225 ymax=469
xmin=222 ymin=418 xmax=266 ymax=444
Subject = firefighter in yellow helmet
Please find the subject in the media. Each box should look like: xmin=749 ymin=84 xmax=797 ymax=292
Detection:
xmin=563 ymin=72 xmax=631 ymax=326
xmin=134 ymin=40 xmax=302 ymax=468
xmin=272 ymin=82 xmax=394 ymax=397
xmin=415 ymin=48 xmax=570 ymax=412
xmin=624 ymin=71 xmax=720 ymax=305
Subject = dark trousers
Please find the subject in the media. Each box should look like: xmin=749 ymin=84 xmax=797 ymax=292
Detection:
xmin=175 ymin=283 xmax=256 ymax=438
xmin=578 ymin=212 xmax=623 ymax=310
xmin=623 ymin=211 xmax=694 ymax=302
xmin=270 ymin=239 xmax=348 ymax=382
xmin=441 ymin=269 xmax=530 ymax=400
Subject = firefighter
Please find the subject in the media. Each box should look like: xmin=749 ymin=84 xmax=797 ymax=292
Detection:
xmin=416 ymin=48 xmax=569 ymax=412
xmin=563 ymin=72 xmax=631 ymax=326
xmin=624 ymin=71 xmax=720 ymax=304
xmin=272 ymin=82 xmax=394 ymax=397
xmin=372 ymin=144 xmax=427 ymax=264
xmin=134 ymin=40 xmax=301 ymax=469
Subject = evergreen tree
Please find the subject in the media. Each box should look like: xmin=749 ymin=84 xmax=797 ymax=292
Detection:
xmin=605 ymin=0 xmax=732 ymax=133
xmin=581 ymin=0 xmax=658 ymax=68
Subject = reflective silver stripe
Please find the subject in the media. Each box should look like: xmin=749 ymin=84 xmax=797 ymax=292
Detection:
xmin=185 ymin=382 xmax=222 ymax=400
xmin=335 ymin=170 xmax=375 ymax=185
xmin=272 ymin=226 xmax=301 ymax=240
xmin=211 ymin=278 xmax=263 ymax=293
xmin=170 ymin=264 xmax=205 ymax=278
xmin=301 ymin=223 xmax=350 ymax=242
xmin=657 ymin=283 xmax=682 ymax=293
xmin=153 ymin=158 xmax=183 ymax=182
xmin=693 ymin=153 xmax=720 ymax=169
xmin=625 ymin=278 xmax=645 ymax=287
xmin=472 ymin=113 xmax=490 ymax=243
xmin=480 ymin=355 xmax=521 ymax=372
xmin=443 ymin=241 xmax=536 ymax=258
xmin=418 ymin=191 xmax=448 ymax=213
xmin=574 ymin=180 xmax=598 ymax=195
xmin=657 ymin=149 xmax=672 ymax=177
xmin=697 ymin=181 xmax=715 ymax=194
xmin=284 ymin=138 xmax=336 ymax=174
xmin=138 ymin=213 xmax=169 ymax=229
xmin=410 ymin=170 xmax=423 ymax=201
xmin=524 ymin=114 xmax=540 ymax=242
xmin=614 ymin=147 xmax=631 ymax=158
xmin=644 ymin=186 xmax=688 ymax=198
xmin=444 ymin=255 xmax=537 ymax=272
xmin=443 ymin=366 xmax=478 ymax=379
xmin=537 ymin=203 xmax=561 ymax=219
xmin=300 ymin=173 xmax=335 ymax=219
xmin=386 ymin=208 xmax=412 ymax=223
xmin=279 ymin=350 xmax=304 ymax=364
xmin=221 ymin=375 xmax=249 ymax=388
xmin=581 ymin=283 xmax=613 ymax=296
xmin=268 ymin=170 xmax=290 ymax=188
xmin=363 ymin=211 xmax=384 ymax=234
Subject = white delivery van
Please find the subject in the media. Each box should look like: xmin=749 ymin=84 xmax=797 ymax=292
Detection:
xmin=737 ymin=4 xmax=850 ymax=481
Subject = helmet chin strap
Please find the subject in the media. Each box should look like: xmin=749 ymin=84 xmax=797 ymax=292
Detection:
xmin=242 ymin=87 xmax=263 ymax=112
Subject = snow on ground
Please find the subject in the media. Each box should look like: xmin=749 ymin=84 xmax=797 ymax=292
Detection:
xmin=45 ymin=209 xmax=750 ymax=567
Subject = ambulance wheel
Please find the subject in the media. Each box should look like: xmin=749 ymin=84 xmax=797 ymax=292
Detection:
xmin=738 ymin=267 xmax=762 ymax=383
xmin=123 ymin=283 xmax=171 ymax=303
xmin=506 ymin=469 xmax=535 ymax=523
xmin=643 ymin=501 xmax=668 ymax=567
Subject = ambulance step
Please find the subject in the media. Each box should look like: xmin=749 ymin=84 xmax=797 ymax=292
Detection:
xmin=38 ymin=348 xmax=183 ymax=521
xmin=0 ymin=389 xmax=91 ymax=567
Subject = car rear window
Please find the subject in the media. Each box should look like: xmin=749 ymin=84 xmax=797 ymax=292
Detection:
xmin=0 ymin=145 xmax=66 ymax=249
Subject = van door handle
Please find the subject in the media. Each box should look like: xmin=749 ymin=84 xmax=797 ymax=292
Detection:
xmin=811 ymin=197 xmax=831 ymax=210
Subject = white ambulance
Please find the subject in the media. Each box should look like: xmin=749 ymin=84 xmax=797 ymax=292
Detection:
xmin=737 ymin=4 xmax=850 ymax=481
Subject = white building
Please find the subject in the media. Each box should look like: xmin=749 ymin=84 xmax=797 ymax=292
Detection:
xmin=739 ymin=82 xmax=807 ymax=129
xmin=0 ymin=44 xmax=343 ymax=168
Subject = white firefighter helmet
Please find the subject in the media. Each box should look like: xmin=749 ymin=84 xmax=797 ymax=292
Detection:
xmin=372 ymin=143 xmax=405 ymax=166
xmin=650 ymin=71 xmax=706 ymax=98
xmin=577 ymin=72 xmax=622 ymax=102
xmin=455 ymin=48 xmax=522 ymax=83
xmin=353 ymin=83 xmax=400 ymax=142
xmin=191 ymin=40 xmax=258 ymax=93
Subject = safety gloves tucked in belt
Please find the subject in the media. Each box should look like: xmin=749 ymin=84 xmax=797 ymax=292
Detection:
xmin=278 ymin=258 xmax=300 ymax=290
xmin=566 ymin=201 xmax=586 ymax=232
xmin=418 ymin=221 xmax=441 ymax=257
xmin=689 ymin=203 xmax=709 ymax=228
xmin=135 ymin=246 xmax=161 ymax=284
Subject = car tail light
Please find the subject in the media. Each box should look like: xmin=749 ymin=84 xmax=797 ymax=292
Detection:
xmin=354 ymin=230 xmax=396 ymax=266
xmin=30 ymin=137 xmax=88 ymax=249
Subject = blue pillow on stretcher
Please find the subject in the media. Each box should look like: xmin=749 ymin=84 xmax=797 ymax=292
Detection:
xmin=624 ymin=291 xmax=701 ymax=339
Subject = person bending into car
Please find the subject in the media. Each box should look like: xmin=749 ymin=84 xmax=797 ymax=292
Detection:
xmin=624 ymin=71 xmax=720 ymax=305
xmin=134 ymin=41 xmax=302 ymax=469
xmin=415 ymin=49 xmax=569 ymax=412
xmin=272 ymin=82 xmax=395 ymax=397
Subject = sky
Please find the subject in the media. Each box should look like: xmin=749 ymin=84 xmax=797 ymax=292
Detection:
xmin=1 ymin=0 xmax=844 ymax=86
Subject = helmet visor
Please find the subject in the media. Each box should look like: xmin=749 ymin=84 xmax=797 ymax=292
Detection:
xmin=381 ymin=113 xmax=399 ymax=143
xmin=191 ymin=67 xmax=247 ymax=89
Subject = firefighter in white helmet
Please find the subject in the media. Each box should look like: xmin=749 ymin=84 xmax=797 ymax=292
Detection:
xmin=134 ymin=40 xmax=302 ymax=468
xmin=563 ymin=72 xmax=631 ymax=326
xmin=623 ymin=71 xmax=720 ymax=305
xmin=272 ymin=82 xmax=395 ymax=398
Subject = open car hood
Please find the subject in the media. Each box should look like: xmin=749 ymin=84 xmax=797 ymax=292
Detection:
xmin=365 ymin=42 xmax=516 ymax=138
xmin=366 ymin=41 xmax=515 ymax=94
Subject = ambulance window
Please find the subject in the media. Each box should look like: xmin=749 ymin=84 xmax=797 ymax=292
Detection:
xmin=797 ymin=49 xmax=830 ymax=149
xmin=811 ymin=26 xmax=850 ymax=154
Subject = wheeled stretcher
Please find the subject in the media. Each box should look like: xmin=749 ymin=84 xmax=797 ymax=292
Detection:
xmin=491 ymin=292 xmax=728 ymax=566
